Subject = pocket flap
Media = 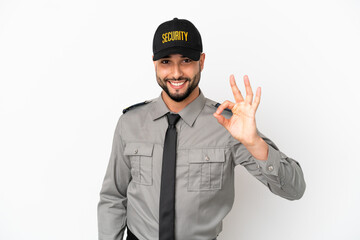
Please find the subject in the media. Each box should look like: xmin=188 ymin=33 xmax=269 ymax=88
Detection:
xmin=189 ymin=148 xmax=225 ymax=163
xmin=124 ymin=142 xmax=154 ymax=156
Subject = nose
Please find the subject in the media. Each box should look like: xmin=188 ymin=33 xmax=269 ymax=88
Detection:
xmin=171 ymin=63 xmax=183 ymax=80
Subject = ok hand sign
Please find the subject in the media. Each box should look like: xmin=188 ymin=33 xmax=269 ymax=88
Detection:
xmin=213 ymin=75 xmax=262 ymax=146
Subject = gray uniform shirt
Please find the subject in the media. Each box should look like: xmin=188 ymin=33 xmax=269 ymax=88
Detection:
xmin=97 ymin=88 xmax=306 ymax=240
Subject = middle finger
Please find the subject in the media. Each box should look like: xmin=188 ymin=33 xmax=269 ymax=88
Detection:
xmin=230 ymin=74 xmax=245 ymax=103
xmin=244 ymin=75 xmax=254 ymax=104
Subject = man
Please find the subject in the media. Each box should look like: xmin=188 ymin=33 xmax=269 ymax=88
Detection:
xmin=98 ymin=18 xmax=306 ymax=240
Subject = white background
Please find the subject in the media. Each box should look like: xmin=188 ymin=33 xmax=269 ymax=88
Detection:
xmin=1 ymin=0 xmax=359 ymax=239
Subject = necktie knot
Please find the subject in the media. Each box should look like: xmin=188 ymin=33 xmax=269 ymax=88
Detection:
xmin=166 ymin=113 xmax=181 ymax=128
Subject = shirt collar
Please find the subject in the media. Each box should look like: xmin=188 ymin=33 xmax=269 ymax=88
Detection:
xmin=150 ymin=88 xmax=206 ymax=127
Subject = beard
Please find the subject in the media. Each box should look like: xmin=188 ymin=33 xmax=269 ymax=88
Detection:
xmin=156 ymin=69 xmax=201 ymax=102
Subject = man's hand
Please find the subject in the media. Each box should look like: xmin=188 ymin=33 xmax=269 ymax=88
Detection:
xmin=213 ymin=74 xmax=262 ymax=146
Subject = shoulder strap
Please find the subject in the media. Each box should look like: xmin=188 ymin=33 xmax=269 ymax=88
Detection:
xmin=122 ymin=100 xmax=151 ymax=114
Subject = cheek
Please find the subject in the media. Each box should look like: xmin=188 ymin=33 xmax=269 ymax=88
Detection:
xmin=183 ymin=64 xmax=200 ymax=77
xmin=156 ymin=65 xmax=171 ymax=78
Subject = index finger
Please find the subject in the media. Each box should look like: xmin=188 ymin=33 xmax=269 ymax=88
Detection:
xmin=230 ymin=74 xmax=244 ymax=103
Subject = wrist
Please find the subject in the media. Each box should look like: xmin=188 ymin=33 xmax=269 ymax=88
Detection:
xmin=243 ymin=136 xmax=269 ymax=161
xmin=242 ymin=134 xmax=262 ymax=147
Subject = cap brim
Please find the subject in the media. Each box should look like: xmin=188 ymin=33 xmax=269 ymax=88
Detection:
xmin=153 ymin=47 xmax=201 ymax=61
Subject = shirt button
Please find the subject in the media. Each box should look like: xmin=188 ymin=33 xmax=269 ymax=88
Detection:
xmin=267 ymin=165 xmax=274 ymax=172
xmin=134 ymin=149 xmax=138 ymax=154
xmin=205 ymin=156 xmax=210 ymax=161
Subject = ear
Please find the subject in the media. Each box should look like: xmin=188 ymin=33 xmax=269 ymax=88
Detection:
xmin=152 ymin=55 xmax=156 ymax=68
xmin=199 ymin=53 xmax=205 ymax=71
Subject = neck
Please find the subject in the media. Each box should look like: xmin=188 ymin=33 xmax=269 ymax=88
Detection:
xmin=161 ymin=87 xmax=200 ymax=113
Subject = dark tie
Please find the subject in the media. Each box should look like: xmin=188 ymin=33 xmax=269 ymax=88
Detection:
xmin=159 ymin=113 xmax=181 ymax=240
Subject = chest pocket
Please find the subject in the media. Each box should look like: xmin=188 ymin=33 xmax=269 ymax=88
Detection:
xmin=188 ymin=148 xmax=225 ymax=191
xmin=124 ymin=142 xmax=154 ymax=186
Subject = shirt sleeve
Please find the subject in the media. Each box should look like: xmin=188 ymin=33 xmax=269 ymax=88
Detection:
xmin=231 ymin=129 xmax=306 ymax=200
xmin=98 ymin=116 xmax=131 ymax=240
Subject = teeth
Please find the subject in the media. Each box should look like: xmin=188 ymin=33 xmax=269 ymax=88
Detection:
xmin=170 ymin=81 xmax=185 ymax=86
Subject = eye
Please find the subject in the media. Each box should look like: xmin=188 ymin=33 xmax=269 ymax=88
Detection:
xmin=161 ymin=60 xmax=169 ymax=64
xmin=183 ymin=58 xmax=192 ymax=63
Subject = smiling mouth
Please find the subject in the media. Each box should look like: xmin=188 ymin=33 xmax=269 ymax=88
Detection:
xmin=168 ymin=80 xmax=186 ymax=86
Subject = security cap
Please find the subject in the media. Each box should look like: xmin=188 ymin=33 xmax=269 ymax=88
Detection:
xmin=153 ymin=18 xmax=202 ymax=61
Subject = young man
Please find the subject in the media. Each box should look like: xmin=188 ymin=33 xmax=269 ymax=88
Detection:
xmin=98 ymin=18 xmax=306 ymax=240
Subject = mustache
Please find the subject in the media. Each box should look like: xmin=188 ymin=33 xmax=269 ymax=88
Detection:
xmin=165 ymin=77 xmax=190 ymax=82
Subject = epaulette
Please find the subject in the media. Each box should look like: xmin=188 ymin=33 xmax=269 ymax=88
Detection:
xmin=214 ymin=103 xmax=232 ymax=113
xmin=122 ymin=100 xmax=151 ymax=114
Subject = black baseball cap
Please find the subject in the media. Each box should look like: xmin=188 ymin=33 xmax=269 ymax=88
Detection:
xmin=152 ymin=18 xmax=203 ymax=61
